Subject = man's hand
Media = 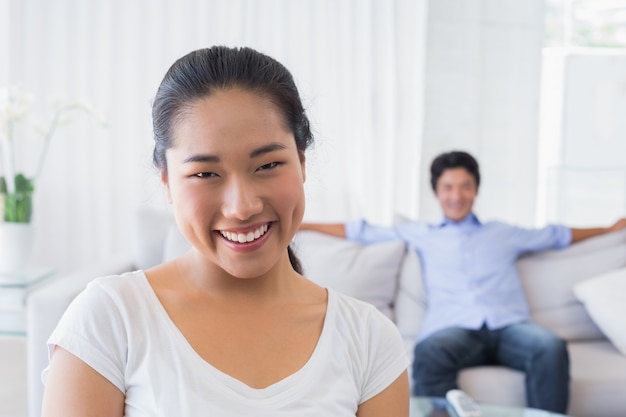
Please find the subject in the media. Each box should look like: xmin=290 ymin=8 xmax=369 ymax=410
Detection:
xmin=609 ymin=218 xmax=626 ymax=232
xmin=299 ymin=222 xmax=347 ymax=238
xmin=571 ymin=217 xmax=626 ymax=243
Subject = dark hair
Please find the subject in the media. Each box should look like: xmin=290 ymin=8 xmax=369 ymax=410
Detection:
xmin=430 ymin=151 xmax=480 ymax=191
xmin=151 ymin=46 xmax=313 ymax=274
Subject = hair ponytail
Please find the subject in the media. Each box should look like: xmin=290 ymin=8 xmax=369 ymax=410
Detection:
xmin=287 ymin=245 xmax=303 ymax=275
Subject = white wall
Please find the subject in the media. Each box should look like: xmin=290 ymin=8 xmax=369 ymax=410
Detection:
xmin=0 ymin=0 xmax=8 ymax=85
xmin=537 ymin=49 xmax=626 ymax=227
xmin=417 ymin=0 xmax=545 ymax=226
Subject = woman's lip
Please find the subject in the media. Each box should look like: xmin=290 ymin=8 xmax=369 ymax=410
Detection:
xmin=218 ymin=222 xmax=272 ymax=234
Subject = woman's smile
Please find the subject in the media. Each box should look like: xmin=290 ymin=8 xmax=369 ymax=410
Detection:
xmin=220 ymin=223 xmax=270 ymax=243
xmin=218 ymin=222 xmax=272 ymax=244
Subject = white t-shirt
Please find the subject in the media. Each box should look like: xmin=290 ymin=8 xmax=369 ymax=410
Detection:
xmin=45 ymin=271 xmax=409 ymax=416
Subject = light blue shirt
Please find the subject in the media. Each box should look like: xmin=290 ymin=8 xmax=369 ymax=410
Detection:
xmin=345 ymin=214 xmax=572 ymax=342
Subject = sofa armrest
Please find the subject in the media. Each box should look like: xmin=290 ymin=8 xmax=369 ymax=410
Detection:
xmin=25 ymin=255 xmax=135 ymax=417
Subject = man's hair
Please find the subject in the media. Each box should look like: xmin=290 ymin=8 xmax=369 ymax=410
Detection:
xmin=430 ymin=151 xmax=480 ymax=191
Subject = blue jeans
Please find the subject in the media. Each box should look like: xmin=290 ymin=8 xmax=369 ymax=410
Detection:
xmin=412 ymin=322 xmax=570 ymax=413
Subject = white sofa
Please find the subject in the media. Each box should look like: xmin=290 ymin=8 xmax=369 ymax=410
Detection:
xmin=26 ymin=208 xmax=626 ymax=417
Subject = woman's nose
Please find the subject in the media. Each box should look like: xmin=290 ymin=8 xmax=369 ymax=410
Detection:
xmin=221 ymin=178 xmax=263 ymax=220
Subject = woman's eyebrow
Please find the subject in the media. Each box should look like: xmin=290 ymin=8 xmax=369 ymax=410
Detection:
xmin=182 ymin=143 xmax=287 ymax=163
xmin=249 ymin=143 xmax=287 ymax=158
xmin=183 ymin=154 xmax=220 ymax=164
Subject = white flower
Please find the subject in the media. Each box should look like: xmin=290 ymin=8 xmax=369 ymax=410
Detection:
xmin=0 ymin=86 xmax=34 ymax=140
xmin=0 ymin=85 xmax=106 ymax=202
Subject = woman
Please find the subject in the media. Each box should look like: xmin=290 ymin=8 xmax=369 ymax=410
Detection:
xmin=42 ymin=46 xmax=409 ymax=416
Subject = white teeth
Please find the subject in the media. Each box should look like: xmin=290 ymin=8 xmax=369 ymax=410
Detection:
xmin=221 ymin=224 xmax=269 ymax=243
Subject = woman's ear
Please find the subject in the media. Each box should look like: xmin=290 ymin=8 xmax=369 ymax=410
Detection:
xmin=161 ymin=170 xmax=172 ymax=204
xmin=299 ymin=151 xmax=306 ymax=183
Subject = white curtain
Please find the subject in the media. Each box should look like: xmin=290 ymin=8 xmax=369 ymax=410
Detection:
xmin=4 ymin=0 xmax=427 ymax=273
xmin=0 ymin=0 xmax=8 ymax=85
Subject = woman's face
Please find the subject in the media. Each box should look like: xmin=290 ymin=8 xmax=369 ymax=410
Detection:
xmin=163 ymin=88 xmax=306 ymax=279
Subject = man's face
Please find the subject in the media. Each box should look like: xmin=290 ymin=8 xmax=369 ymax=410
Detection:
xmin=434 ymin=167 xmax=478 ymax=222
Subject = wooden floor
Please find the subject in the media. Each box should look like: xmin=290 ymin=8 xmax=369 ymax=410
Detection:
xmin=0 ymin=336 xmax=27 ymax=417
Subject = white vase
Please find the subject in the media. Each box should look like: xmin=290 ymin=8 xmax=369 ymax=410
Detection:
xmin=0 ymin=222 xmax=35 ymax=275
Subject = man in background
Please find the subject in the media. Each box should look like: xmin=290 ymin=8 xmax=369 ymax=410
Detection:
xmin=300 ymin=150 xmax=626 ymax=413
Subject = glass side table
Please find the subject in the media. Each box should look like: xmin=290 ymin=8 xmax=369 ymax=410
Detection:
xmin=410 ymin=396 xmax=570 ymax=417
xmin=0 ymin=267 xmax=56 ymax=336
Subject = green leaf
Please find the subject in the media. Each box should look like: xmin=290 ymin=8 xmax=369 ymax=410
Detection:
xmin=14 ymin=173 xmax=35 ymax=193
xmin=0 ymin=175 xmax=34 ymax=222
xmin=2 ymin=191 xmax=33 ymax=223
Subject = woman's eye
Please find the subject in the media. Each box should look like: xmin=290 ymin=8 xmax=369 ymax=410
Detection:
xmin=257 ymin=161 xmax=281 ymax=171
xmin=194 ymin=172 xmax=218 ymax=178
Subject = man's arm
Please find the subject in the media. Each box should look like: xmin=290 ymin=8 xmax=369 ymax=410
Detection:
xmin=299 ymin=222 xmax=347 ymax=238
xmin=571 ymin=217 xmax=626 ymax=244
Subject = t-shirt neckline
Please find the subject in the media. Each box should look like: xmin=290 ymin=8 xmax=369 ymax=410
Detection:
xmin=135 ymin=270 xmax=334 ymax=402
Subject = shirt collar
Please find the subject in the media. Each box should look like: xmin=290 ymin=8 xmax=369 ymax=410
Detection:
xmin=437 ymin=213 xmax=481 ymax=228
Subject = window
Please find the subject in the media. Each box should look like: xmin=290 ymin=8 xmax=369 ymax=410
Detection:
xmin=545 ymin=0 xmax=626 ymax=48
xmin=537 ymin=1 xmax=626 ymax=227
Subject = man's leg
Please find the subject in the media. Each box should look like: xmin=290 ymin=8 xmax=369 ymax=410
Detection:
xmin=412 ymin=327 xmax=488 ymax=397
xmin=494 ymin=322 xmax=569 ymax=413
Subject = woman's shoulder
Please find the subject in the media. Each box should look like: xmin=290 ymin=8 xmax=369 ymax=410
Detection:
xmin=329 ymin=288 xmax=375 ymax=309
xmin=88 ymin=269 xmax=148 ymax=292
xmin=55 ymin=270 xmax=158 ymax=344
xmin=327 ymin=289 xmax=395 ymax=329
xmin=324 ymin=289 xmax=408 ymax=389
xmin=72 ymin=270 xmax=151 ymax=312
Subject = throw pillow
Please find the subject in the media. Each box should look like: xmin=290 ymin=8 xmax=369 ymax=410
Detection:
xmin=573 ymin=267 xmax=626 ymax=355
xmin=292 ymin=231 xmax=406 ymax=320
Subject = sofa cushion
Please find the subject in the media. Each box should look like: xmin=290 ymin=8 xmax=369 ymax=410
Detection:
xmin=458 ymin=366 xmax=525 ymax=408
xmin=574 ymin=267 xmax=626 ymax=355
xmin=394 ymin=247 xmax=427 ymax=341
xmin=517 ymin=230 xmax=626 ymax=341
xmin=458 ymin=340 xmax=626 ymax=417
xmin=293 ymin=231 xmax=405 ymax=320
xmin=531 ymin=303 xmax=604 ymax=342
xmin=519 ymin=245 xmax=626 ymax=311
xmin=568 ymin=340 xmax=626 ymax=417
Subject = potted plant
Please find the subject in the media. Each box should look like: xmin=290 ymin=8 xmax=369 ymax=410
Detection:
xmin=0 ymin=86 xmax=105 ymax=273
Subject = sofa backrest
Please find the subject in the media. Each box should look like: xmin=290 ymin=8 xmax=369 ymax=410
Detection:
xmin=293 ymin=231 xmax=406 ymax=319
xmin=292 ymin=230 xmax=427 ymax=343
xmin=132 ymin=206 xmax=177 ymax=269
xmin=132 ymin=206 xmax=193 ymax=269
xmin=518 ymin=229 xmax=626 ymax=341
